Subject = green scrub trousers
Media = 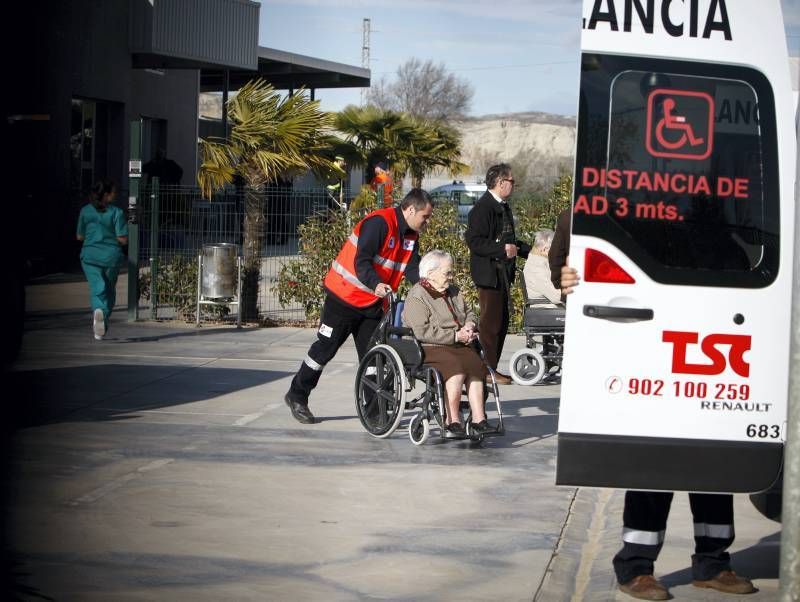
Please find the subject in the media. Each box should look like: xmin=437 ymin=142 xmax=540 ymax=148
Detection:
xmin=81 ymin=261 xmax=120 ymax=328
xmin=77 ymin=203 xmax=128 ymax=330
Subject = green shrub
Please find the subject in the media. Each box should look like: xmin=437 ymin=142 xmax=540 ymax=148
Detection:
xmin=349 ymin=185 xmax=378 ymax=211
xmin=273 ymin=174 xmax=573 ymax=331
xmin=138 ymin=255 xmax=229 ymax=322
xmin=274 ymin=206 xmax=367 ymax=322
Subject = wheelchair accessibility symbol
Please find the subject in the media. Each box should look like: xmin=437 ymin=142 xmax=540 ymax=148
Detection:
xmin=645 ymin=89 xmax=714 ymax=160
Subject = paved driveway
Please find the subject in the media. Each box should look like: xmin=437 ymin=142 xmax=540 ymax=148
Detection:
xmin=5 ymin=278 xmax=781 ymax=600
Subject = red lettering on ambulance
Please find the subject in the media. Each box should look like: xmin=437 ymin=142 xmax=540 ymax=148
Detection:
xmin=663 ymin=330 xmax=751 ymax=377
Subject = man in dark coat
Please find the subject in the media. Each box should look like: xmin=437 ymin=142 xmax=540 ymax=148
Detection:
xmin=465 ymin=163 xmax=530 ymax=384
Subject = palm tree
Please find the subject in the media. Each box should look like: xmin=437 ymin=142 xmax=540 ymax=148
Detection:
xmin=333 ymin=106 xmax=468 ymax=193
xmin=399 ymin=117 xmax=468 ymax=188
xmin=198 ymin=79 xmax=342 ymax=318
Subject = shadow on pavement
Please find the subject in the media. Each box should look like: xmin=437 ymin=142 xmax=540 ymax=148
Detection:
xmin=7 ymin=363 xmax=292 ymax=429
xmin=116 ymin=326 xmax=260 ymax=343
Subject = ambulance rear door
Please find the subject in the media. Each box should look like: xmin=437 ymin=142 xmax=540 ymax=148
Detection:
xmin=556 ymin=0 xmax=796 ymax=492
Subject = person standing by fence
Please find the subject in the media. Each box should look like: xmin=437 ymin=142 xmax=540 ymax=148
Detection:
xmin=370 ymin=160 xmax=394 ymax=208
xmin=76 ymin=179 xmax=128 ymax=340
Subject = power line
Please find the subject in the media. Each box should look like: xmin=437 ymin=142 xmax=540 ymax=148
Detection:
xmin=373 ymin=59 xmax=577 ymax=76
xmin=450 ymin=59 xmax=577 ymax=72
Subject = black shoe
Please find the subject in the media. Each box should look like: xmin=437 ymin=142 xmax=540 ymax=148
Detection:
xmin=284 ymin=393 xmax=316 ymax=424
xmin=445 ymin=422 xmax=465 ymax=437
xmin=470 ymin=420 xmax=494 ymax=435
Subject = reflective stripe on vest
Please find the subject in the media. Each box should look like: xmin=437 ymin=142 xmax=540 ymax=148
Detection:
xmin=323 ymin=207 xmax=416 ymax=307
xmin=329 ymin=259 xmax=375 ymax=295
xmin=347 ymin=233 xmax=409 ymax=272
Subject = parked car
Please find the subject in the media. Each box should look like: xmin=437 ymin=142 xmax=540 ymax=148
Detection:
xmin=429 ymin=181 xmax=487 ymax=223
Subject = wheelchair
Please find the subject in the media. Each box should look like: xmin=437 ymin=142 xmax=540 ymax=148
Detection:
xmin=508 ymin=277 xmax=565 ymax=386
xmin=354 ymin=296 xmax=505 ymax=445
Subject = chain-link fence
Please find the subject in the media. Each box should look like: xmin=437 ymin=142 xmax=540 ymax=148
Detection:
xmin=136 ymin=183 xmax=346 ymax=322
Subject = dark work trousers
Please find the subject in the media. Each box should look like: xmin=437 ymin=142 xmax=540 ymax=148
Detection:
xmin=613 ymin=490 xmax=735 ymax=584
xmin=477 ymin=285 xmax=509 ymax=370
xmin=287 ymin=295 xmax=383 ymax=406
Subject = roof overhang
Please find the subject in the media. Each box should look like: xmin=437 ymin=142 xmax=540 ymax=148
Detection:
xmin=200 ymin=46 xmax=370 ymax=92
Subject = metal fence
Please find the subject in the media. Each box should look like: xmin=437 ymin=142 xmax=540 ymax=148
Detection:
xmin=136 ymin=183 xmax=346 ymax=322
xmin=133 ymin=182 xmax=559 ymax=324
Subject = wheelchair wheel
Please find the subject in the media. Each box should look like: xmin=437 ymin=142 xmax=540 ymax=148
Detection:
xmin=408 ymin=413 xmax=430 ymax=446
xmin=509 ymin=348 xmax=546 ymax=386
xmin=355 ymin=344 xmax=408 ymax=438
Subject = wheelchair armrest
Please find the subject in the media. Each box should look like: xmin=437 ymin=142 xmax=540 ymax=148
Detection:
xmin=388 ymin=326 xmax=414 ymax=337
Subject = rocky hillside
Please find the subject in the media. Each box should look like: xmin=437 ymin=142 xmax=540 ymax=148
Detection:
xmin=446 ymin=112 xmax=576 ymax=190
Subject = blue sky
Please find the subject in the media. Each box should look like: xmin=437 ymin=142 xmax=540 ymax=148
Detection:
xmin=257 ymin=0 xmax=800 ymax=118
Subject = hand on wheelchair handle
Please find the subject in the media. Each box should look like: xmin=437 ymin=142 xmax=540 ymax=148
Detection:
xmin=374 ymin=283 xmax=392 ymax=297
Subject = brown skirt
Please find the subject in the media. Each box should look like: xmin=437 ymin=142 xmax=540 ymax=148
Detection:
xmin=421 ymin=344 xmax=486 ymax=382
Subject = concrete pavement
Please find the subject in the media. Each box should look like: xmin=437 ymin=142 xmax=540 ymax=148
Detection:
xmin=4 ymin=274 xmax=782 ymax=600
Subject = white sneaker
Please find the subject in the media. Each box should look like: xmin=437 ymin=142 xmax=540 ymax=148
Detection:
xmin=93 ymin=309 xmax=106 ymax=339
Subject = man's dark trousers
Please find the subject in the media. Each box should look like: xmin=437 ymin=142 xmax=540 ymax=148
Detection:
xmin=287 ymin=295 xmax=382 ymax=404
xmin=612 ymin=490 xmax=735 ymax=584
xmin=478 ymin=283 xmax=509 ymax=370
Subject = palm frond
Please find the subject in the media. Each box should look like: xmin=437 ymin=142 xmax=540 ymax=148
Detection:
xmin=197 ymin=139 xmax=238 ymax=198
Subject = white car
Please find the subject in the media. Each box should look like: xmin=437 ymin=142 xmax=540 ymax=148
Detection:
xmin=429 ymin=181 xmax=487 ymax=223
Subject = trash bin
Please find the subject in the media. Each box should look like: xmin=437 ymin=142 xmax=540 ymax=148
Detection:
xmin=201 ymin=243 xmax=238 ymax=299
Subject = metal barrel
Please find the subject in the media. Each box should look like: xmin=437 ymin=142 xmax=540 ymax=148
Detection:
xmin=201 ymin=243 xmax=238 ymax=299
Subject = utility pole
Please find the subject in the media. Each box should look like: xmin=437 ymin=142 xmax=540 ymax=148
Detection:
xmin=779 ymin=83 xmax=800 ymax=602
xmin=361 ymin=18 xmax=371 ymax=106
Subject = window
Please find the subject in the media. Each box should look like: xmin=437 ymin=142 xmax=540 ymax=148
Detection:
xmin=572 ymin=54 xmax=779 ymax=288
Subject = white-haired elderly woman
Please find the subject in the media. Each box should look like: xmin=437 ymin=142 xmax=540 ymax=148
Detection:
xmin=401 ymin=249 xmax=490 ymax=436
xmin=523 ymin=229 xmax=564 ymax=306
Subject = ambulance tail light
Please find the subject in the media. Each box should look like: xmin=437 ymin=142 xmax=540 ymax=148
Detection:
xmin=584 ymin=248 xmax=635 ymax=284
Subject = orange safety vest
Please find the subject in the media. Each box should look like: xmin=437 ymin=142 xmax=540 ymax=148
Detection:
xmin=371 ymin=172 xmax=394 ymax=207
xmin=323 ymin=207 xmax=417 ymax=308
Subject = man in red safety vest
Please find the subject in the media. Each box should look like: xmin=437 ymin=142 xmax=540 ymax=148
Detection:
xmin=370 ymin=160 xmax=394 ymax=208
xmin=284 ymin=188 xmax=434 ymax=424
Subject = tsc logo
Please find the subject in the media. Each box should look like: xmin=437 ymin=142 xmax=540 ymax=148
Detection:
xmin=662 ymin=331 xmax=751 ymax=377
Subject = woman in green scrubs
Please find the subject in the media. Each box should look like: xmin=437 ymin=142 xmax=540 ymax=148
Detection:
xmin=76 ymin=179 xmax=128 ymax=340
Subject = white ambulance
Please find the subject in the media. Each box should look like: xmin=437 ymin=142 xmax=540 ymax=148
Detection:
xmin=556 ymin=0 xmax=796 ymax=494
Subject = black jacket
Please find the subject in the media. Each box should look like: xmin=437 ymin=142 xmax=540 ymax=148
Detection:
xmin=465 ymin=191 xmax=530 ymax=289
xmin=549 ymin=207 xmax=571 ymax=291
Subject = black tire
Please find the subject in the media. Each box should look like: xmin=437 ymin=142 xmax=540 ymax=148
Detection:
xmin=355 ymin=345 xmax=407 ymax=438
xmin=408 ymin=413 xmax=430 ymax=446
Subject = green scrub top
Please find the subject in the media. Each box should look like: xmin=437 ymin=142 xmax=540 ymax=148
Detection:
xmin=77 ymin=204 xmax=128 ymax=267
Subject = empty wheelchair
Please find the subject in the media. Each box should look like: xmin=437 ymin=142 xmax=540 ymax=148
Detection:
xmin=354 ymin=296 xmax=504 ymax=445
xmin=508 ymin=277 xmax=565 ymax=386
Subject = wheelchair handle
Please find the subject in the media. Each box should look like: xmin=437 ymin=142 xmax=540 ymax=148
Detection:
xmin=583 ymin=305 xmax=654 ymax=321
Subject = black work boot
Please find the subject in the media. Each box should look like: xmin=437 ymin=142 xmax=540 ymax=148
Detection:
xmin=284 ymin=393 xmax=316 ymax=424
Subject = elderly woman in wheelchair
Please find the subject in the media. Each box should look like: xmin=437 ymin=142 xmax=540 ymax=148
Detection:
xmin=353 ymin=250 xmax=503 ymax=445
xmin=402 ymin=250 xmax=492 ymax=437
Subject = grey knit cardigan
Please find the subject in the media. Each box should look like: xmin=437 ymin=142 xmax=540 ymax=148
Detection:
xmin=401 ymin=283 xmax=476 ymax=346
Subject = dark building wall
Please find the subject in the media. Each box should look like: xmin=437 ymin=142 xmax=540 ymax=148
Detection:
xmin=131 ymin=0 xmax=259 ymax=70
xmin=130 ymin=69 xmax=199 ymax=187
xmin=4 ymin=0 xmax=201 ymax=272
